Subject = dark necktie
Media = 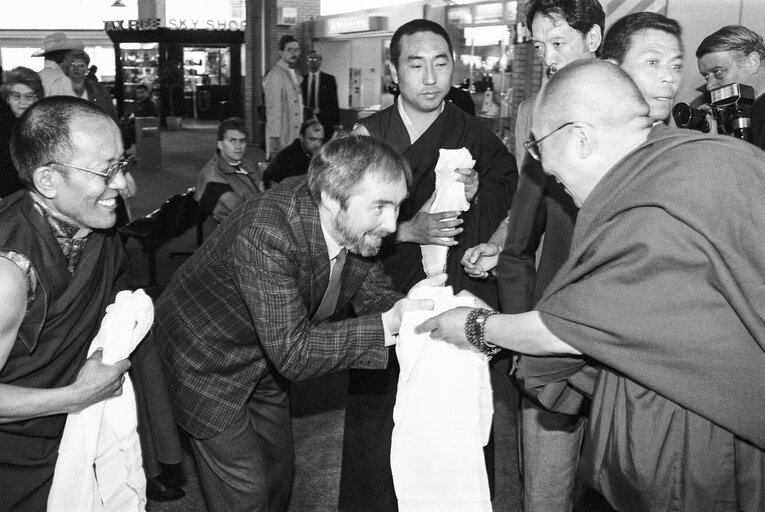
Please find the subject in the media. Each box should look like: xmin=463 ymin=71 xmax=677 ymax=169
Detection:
xmin=312 ymin=249 xmax=346 ymax=324
xmin=309 ymin=74 xmax=317 ymax=110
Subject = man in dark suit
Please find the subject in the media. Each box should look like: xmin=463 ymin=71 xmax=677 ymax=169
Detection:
xmin=154 ymin=135 xmax=435 ymax=512
xmin=301 ymin=50 xmax=340 ymax=140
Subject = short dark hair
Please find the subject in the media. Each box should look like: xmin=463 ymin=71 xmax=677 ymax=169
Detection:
xmin=526 ymin=0 xmax=605 ymax=51
xmin=10 ymin=96 xmax=114 ymax=186
xmin=70 ymin=50 xmax=91 ymax=66
xmin=308 ymin=135 xmax=411 ymax=210
xmin=603 ymin=12 xmax=682 ymax=64
xmin=279 ymin=35 xmax=298 ymax=51
xmin=1 ymin=67 xmax=44 ymax=103
xmin=300 ymin=118 xmax=323 ymax=136
xmin=696 ymin=25 xmax=765 ymax=60
xmin=390 ymin=19 xmax=454 ymax=69
xmin=217 ymin=116 xmax=249 ymax=141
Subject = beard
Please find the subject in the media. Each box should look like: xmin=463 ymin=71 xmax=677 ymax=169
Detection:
xmin=332 ymin=208 xmax=389 ymax=257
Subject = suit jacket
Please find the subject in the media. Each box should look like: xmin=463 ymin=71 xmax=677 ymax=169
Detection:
xmin=264 ymin=61 xmax=303 ymax=152
xmin=301 ymin=70 xmax=340 ymax=129
xmin=82 ymin=80 xmax=118 ymax=122
xmin=262 ymin=138 xmax=311 ymax=187
xmin=497 ymin=95 xmax=584 ymax=412
xmin=154 ymin=177 xmax=401 ymax=439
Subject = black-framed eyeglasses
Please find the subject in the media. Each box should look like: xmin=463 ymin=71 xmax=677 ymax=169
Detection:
xmin=523 ymin=122 xmax=576 ymax=161
xmin=47 ymin=154 xmax=134 ymax=184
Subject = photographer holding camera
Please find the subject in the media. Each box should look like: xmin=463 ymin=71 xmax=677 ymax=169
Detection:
xmin=692 ymin=25 xmax=765 ymax=149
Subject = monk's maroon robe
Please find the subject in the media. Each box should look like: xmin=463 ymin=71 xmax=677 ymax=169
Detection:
xmin=537 ymin=126 xmax=765 ymax=511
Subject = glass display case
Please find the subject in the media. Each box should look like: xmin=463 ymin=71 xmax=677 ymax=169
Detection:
xmin=120 ymin=43 xmax=160 ymax=116
xmin=107 ymin=28 xmax=244 ymax=123
xmin=183 ymin=47 xmax=232 ymax=120
xmin=447 ymin=0 xmax=522 ymax=144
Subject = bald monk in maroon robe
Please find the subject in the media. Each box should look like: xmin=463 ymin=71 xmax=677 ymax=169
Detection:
xmin=419 ymin=60 xmax=765 ymax=512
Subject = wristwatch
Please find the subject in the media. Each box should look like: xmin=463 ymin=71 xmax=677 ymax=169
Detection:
xmin=465 ymin=308 xmax=501 ymax=358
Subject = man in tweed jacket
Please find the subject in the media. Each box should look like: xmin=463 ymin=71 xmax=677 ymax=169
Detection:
xmin=154 ymin=135 xmax=432 ymax=512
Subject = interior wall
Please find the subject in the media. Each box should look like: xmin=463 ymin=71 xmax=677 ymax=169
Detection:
xmin=666 ymin=0 xmax=765 ymax=104
xmin=314 ymin=40 xmax=351 ymax=108
xmin=351 ymin=37 xmax=384 ymax=108
xmin=667 ymin=0 xmax=742 ymax=103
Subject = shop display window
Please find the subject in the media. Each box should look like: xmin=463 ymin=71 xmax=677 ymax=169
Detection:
xmin=448 ymin=0 xmax=523 ymax=143
xmin=120 ymin=43 xmax=160 ymax=115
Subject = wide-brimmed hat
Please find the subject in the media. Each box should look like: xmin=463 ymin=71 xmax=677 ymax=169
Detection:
xmin=31 ymin=32 xmax=84 ymax=57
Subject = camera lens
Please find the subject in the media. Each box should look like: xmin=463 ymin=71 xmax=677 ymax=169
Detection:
xmin=672 ymin=103 xmax=710 ymax=133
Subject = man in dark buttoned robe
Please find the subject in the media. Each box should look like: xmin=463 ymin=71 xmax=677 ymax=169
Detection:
xmin=339 ymin=19 xmax=518 ymax=512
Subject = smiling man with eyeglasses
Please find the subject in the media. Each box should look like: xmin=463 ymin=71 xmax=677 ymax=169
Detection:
xmin=0 ymin=96 xmax=132 ymax=509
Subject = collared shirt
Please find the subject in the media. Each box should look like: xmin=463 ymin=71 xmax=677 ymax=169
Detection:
xmin=396 ymin=96 xmax=445 ymax=144
xmin=30 ymin=192 xmax=90 ymax=274
xmin=319 ymin=220 xmax=396 ymax=345
xmin=0 ymin=192 xmax=91 ymax=313
xmin=224 ymin=160 xmax=249 ymax=176
xmin=320 ymin=222 xmax=343 ymax=273
xmin=308 ymin=72 xmax=320 ymax=112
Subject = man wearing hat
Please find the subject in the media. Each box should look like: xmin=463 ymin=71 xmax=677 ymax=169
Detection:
xmin=33 ymin=32 xmax=83 ymax=97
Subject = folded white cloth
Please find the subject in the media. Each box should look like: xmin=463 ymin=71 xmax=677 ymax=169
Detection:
xmin=421 ymin=148 xmax=475 ymax=277
xmin=48 ymin=289 xmax=154 ymax=512
xmin=392 ymin=286 xmax=494 ymax=512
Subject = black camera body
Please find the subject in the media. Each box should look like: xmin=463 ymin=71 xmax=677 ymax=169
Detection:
xmin=672 ymin=83 xmax=755 ymax=142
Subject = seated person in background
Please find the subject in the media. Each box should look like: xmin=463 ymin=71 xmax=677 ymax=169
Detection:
xmin=263 ymin=118 xmax=325 ymax=188
xmin=121 ymin=84 xmax=159 ymax=149
xmin=133 ymin=83 xmax=159 ymax=118
xmin=194 ymin=116 xmax=263 ymax=223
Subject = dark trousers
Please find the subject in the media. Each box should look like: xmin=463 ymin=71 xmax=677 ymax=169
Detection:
xmin=131 ymin=337 xmax=183 ymax=478
xmin=519 ymin=396 xmax=583 ymax=512
xmin=339 ymin=366 xmax=399 ymax=512
xmin=188 ymin=371 xmax=294 ymax=512
xmin=339 ymin=356 xmax=498 ymax=512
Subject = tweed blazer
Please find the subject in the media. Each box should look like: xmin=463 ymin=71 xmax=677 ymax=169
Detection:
xmin=154 ymin=177 xmax=401 ymax=439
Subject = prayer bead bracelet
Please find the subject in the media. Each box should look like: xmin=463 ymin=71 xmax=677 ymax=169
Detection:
xmin=464 ymin=308 xmax=501 ymax=358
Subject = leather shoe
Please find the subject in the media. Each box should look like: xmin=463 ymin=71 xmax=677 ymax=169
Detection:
xmin=146 ymin=475 xmax=185 ymax=501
